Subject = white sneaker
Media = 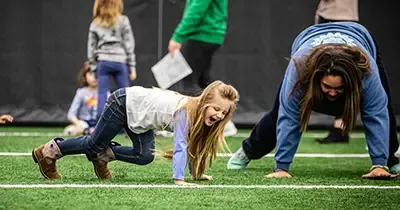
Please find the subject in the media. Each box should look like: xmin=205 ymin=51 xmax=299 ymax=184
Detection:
xmin=155 ymin=130 xmax=174 ymax=137
xmin=395 ymin=145 xmax=400 ymax=158
xmin=227 ymin=147 xmax=250 ymax=169
xmin=224 ymin=120 xmax=238 ymax=137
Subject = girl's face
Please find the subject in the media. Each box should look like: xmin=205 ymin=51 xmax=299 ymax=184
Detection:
xmin=204 ymin=94 xmax=234 ymax=126
xmin=85 ymin=72 xmax=97 ymax=87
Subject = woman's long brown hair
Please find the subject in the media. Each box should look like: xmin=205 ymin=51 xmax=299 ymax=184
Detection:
xmin=178 ymin=81 xmax=239 ymax=179
xmin=93 ymin=0 xmax=123 ymax=27
xmin=293 ymin=44 xmax=370 ymax=134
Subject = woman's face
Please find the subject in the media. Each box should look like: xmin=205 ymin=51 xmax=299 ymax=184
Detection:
xmin=320 ymin=75 xmax=344 ymax=101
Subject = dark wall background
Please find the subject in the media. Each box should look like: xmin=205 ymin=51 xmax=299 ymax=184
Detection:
xmin=0 ymin=0 xmax=399 ymax=128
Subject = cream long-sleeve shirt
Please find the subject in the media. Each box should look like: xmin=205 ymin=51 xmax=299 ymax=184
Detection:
xmin=125 ymin=86 xmax=187 ymax=134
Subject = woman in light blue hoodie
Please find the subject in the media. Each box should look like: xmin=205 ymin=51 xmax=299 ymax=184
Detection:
xmin=228 ymin=21 xmax=399 ymax=179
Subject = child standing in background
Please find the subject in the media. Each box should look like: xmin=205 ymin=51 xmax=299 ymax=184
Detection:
xmin=32 ymin=81 xmax=239 ymax=185
xmin=88 ymin=0 xmax=137 ymax=119
xmin=64 ymin=61 xmax=106 ymax=136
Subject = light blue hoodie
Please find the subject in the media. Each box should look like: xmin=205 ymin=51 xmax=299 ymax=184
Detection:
xmin=275 ymin=22 xmax=389 ymax=172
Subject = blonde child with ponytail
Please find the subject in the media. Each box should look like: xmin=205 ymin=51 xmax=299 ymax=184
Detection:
xmin=89 ymin=0 xmax=137 ymax=120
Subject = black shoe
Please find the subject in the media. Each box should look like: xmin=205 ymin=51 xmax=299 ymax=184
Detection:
xmin=82 ymin=128 xmax=90 ymax=136
xmin=316 ymin=128 xmax=349 ymax=144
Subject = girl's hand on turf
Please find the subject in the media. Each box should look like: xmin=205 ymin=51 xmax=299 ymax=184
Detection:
xmin=195 ymin=174 xmax=213 ymax=181
xmin=265 ymin=170 xmax=292 ymax=178
xmin=174 ymin=179 xmax=196 ymax=185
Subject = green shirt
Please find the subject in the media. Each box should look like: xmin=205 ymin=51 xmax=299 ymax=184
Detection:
xmin=172 ymin=0 xmax=227 ymax=45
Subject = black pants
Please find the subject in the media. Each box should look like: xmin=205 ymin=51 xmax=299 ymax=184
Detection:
xmin=370 ymin=34 xmax=399 ymax=167
xmin=242 ymin=24 xmax=399 ymax=167
xmin=174 ymin=40 xmax=220 ymax=97
xmin=317 ymin=16 xmax=358 ymax=24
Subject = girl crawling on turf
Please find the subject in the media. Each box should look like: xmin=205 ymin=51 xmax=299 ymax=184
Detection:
xmin=32 ymin=80 xmax=239 ymax=185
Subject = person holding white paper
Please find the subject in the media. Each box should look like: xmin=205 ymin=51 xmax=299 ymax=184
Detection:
xmin=151 ymin=50 xmax=193 ymax=90
xmin=167 ymin=0 xmax=238 ymax=137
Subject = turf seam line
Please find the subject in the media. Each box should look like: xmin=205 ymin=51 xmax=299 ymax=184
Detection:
xmin=0 ymin=132 xmax=381 ymax=138
xmin=0 ymin=184 xmax=399 ymax=189
xmin=0 ymin=152 xmax=370 ymax=158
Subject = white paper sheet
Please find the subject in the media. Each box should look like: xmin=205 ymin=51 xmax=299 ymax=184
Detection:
xmin=151 ymin=50 xmax=193 ymax=89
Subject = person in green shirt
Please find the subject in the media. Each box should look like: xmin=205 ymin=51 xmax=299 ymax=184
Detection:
xmin=168 ymin=0 xmax=237 ymax=137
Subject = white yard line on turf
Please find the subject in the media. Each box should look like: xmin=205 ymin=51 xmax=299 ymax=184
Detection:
xmin=0 ymin=132 xmax=374 ymax=138
xmin=3 ymin=132 xmax=400 ymax=138
xmin=1 ymin=131 xmax=400 ymax=138
xmin=216 ymin=153 xmax=370 ymax=158
xmin=0 ymin=132 xmax=63 ymax=137
xmin=234 ymin=133 xmax=371 ymax=138
xmin=0 ymin=152 xmax=370 ymax=158
xmin=0 ymin=184 xmax=398 ymax=189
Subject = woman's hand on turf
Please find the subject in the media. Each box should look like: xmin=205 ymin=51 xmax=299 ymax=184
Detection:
xmin=265 ymin=170 xmax=292 ymax=178
xmin=174 ymin=179 xmax=196 ymax=185
xmin=361 ymin=167 xmax=396 ymax=180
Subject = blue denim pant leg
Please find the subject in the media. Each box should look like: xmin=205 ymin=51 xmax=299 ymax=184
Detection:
xmin=58 ymin=88 xmax=128 ymax=155
xmin=112 ymin=129 xmax=155 ymax=165
xmin=97 ymin=61 xmax=130 ymax=119
xmin=58 ymin=88 xmax=155 ymax=165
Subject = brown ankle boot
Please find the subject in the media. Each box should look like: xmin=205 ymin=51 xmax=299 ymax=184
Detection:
xmin=92 ymin=147 xmax=115 ymax=179
xmin=32 ymin=138 xmax=64 ymax=179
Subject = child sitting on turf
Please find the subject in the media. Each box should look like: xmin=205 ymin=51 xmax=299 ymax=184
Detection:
xmin=32 ymin=80 xmax=239 ymax=185
xmin=63 ymin=61 xmax=102 ymax=136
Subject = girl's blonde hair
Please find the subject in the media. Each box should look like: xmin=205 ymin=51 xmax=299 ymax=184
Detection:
xmin=178 ymin=80 xmax=239 ymax=179
xmin=93 ymin=0 xmax=123 ymax=27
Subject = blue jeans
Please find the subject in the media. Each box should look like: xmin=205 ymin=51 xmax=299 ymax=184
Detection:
xmin=97 ymin=60 xmax=130 ymax=119
xmin=84 ymin=119 xmax=97 ymax=129
xmin=57 ymin=88 xmax=155 ymax=165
